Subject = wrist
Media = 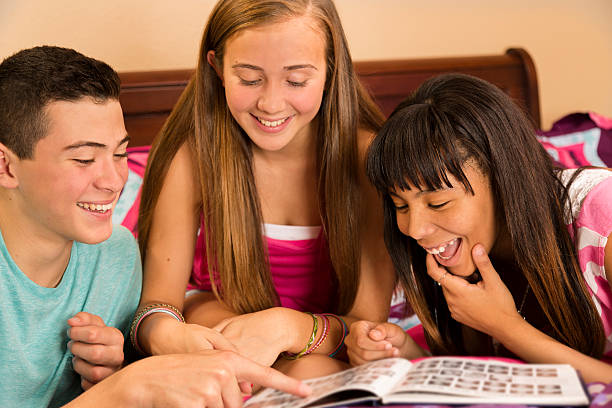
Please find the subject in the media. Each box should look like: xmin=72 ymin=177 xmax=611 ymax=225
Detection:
xmin=142 ymin=314 xmax=185 ymax=355
xmin=399 ymin=335 xmax=428 ymax=359
xmin=280 ymin=308 xmax=316 ymax=354
xmin=71 ymin=366 xmax=147 ymax=408
xmin=114 ymin=367 xmax=144 ymax=406
xmin=489 ymin=313 xmax=529 ymax=346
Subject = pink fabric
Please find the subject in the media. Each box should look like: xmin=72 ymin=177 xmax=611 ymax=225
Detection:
xmin=407 ymin=324 xmax=428 ymax=351
xmin=190 ymin=226 xmax=337 ymax=313
xmin=590 ymin=111 xmax=612 ymax=130
xmin=120 ymin=146 xmax=150 ymax=237
xmin=566 ymin=171 xmax=612 ymax=358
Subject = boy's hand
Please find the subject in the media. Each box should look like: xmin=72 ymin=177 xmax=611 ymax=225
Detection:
xmin=67 ymin=311 xmax=124 ymax=390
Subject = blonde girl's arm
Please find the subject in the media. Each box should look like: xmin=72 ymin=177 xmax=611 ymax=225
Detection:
xmin=347 ymin=129 xmax=397 ymax=325
xmin=136 ymin=142 xmax=233 ymax=355
xmin=341 ymin=129 xmax=404 ymax=363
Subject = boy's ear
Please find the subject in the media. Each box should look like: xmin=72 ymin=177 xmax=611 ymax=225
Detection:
xmin=207 ymin=50 xmax=224 ymax=86
xmin=0 ymin=143 xmax=19 ymax=189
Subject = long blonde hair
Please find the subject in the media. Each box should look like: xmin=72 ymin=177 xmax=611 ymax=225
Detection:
xmin=139 ymin=0 xmax=384 ymax=314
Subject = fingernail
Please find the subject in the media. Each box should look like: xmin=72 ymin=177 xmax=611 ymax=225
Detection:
xmin=392 ymin=348 xmax=400 ymax=357
xmin=300 ymin=383 xmax=312 ymax=395
xmin=474 ymin=245 xmax=485 ymax=256
xmin=384 ymin=342 xmax=392 ymax=350
xmin=371 ymin=330 xmax=382 ymax=338
xmin=69 ymin=316 xmax=80 ymax=323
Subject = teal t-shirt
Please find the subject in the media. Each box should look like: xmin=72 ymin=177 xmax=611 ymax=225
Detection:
xmin=0 ymin=226 xmax=142 ymax=408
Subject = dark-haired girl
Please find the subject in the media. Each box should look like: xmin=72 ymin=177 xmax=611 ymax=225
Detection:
xmin=346 ymin=73 xmax=612 ymax=383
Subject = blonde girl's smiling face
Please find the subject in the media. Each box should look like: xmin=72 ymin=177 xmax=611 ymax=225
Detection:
xmin=216 ymin=16 xmax=327 ymax=154
xmin=390 ymin=163 xmax=499 ymax=277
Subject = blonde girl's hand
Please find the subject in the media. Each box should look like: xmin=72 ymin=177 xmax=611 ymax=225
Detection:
xmin=181 ymin=322 xmax=239 ymax=352
xmin=213 ymin=307 xmax=294 ymax=367
xmin=147 ymin=315 xmax=237 ymax=355
xmin=425 ymin=245 xmax=522 ymax=337
xmin=345 ymin=321 xmax=426 ymax=366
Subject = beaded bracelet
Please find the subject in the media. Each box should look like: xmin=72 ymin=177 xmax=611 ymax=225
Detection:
xmin=129 ymin=303 xmax=185 ymax=354
xmin=281 ymin=312 xmax=318 ymax=360
xmin=306 ymin=314 xmax=329 ymax=354
xmin=321 ymin=313 xmax=348 ymax=358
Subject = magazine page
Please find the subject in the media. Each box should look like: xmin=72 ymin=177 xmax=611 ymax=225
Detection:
xmin=383 ymin=357 xmax=589 ymax=406
xmin=244 ymin=357 xmax=412 ymax=408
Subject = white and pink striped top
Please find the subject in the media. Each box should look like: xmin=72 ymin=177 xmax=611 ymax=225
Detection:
xmin=562 ymin=168 xmax=612 ymax=360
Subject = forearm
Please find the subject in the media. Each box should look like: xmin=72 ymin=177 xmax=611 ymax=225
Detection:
xmin=495 ymin=317 xmax=612 ymax=383
xmin=279 ymin=308 xmax=352 ymax=357
xmin=137 ymin=313 xmax=188 ymax=355
xmin=63 ymin=368 xmax=141 ymax=408
xmin=184 ymin=291 xmax=238 ymax=327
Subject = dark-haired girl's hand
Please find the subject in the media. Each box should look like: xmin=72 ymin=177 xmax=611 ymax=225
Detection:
xmin=345 ymin=321 xmax=427 ymax=366
xmin=425 ymin=245 xmax=523 ymax=338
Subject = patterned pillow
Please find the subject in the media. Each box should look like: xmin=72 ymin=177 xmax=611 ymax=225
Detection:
xmin=537 ymin=112 xmax=612 ymax=169
xmin=113 ymin=145 xmax=150 ymax=236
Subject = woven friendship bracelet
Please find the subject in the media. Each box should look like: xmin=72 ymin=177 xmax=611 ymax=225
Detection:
xmin=281 ymin=312 xmax=318 ymax=360
xmin=321 ymin=313 xmax=348 ymax=358
xmin=129 ymin=303 xmax=185 ymax=354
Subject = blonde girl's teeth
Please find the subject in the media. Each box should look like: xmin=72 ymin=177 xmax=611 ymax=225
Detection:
xmin=259 ymin=117 xmax=286 ymax=127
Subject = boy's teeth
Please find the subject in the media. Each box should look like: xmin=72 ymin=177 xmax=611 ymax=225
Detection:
xmin=77 ymin=202 xmax=112 ymax=212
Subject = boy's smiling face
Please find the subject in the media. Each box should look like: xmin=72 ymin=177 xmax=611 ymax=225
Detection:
xmin=8 ymin=97 xmax=129 ymax=245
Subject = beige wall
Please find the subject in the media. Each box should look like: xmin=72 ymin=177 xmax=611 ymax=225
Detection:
xmin=1 ymin=0 xmax=611 ymax=129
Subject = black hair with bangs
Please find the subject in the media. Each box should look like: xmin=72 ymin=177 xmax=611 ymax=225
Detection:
xmin=366 ymin=73 xmax=604 ymax=357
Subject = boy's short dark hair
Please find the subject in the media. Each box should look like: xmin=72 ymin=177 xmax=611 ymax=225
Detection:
xmin=0 ymin=46 xmax=120 ymax=159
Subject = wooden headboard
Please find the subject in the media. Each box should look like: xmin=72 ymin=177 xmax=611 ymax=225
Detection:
xmin=119 ymin=47 xmax=540 ymax=147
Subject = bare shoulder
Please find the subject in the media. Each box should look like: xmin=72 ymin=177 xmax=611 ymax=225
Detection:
xmin=171 ymin=141 xmax=196 ymax=175
xmin=356 ymin=128 xmax=376 ymax=164
xmin=165 ymin=141 xmax=201 ymax=200
xmin=158 ymin=143 xmax=201 ymax=212
xmin=355 ymin=128 xmax=382 ymax=207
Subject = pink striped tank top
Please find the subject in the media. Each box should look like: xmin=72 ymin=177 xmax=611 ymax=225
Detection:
xmin=190 ymin=223 xmax=337 ymax=313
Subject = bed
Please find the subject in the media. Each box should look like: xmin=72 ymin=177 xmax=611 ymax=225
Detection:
xmin=118 ymin=47 xmax=541 ymax=148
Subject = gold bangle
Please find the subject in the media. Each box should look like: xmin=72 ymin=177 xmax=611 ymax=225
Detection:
xmin=281 ymin=312 xmax=318 ymax=360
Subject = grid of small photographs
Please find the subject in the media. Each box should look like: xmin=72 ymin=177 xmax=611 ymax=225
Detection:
xmin=245 ymin=358 xmax=407 ymax=408
xmin=399 ymin=359 xmax=563 ymax=396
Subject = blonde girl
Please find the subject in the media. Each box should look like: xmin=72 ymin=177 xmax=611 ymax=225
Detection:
xmin=133 ymin=0 xmax=395 ymax=377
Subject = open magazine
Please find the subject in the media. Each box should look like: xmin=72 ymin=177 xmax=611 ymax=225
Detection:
xmin=244 ymin=357 xmax=590 ymax=408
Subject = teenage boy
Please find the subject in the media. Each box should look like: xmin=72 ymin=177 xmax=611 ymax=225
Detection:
xmin=0 ymin=46 xmax=309 ymax=408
